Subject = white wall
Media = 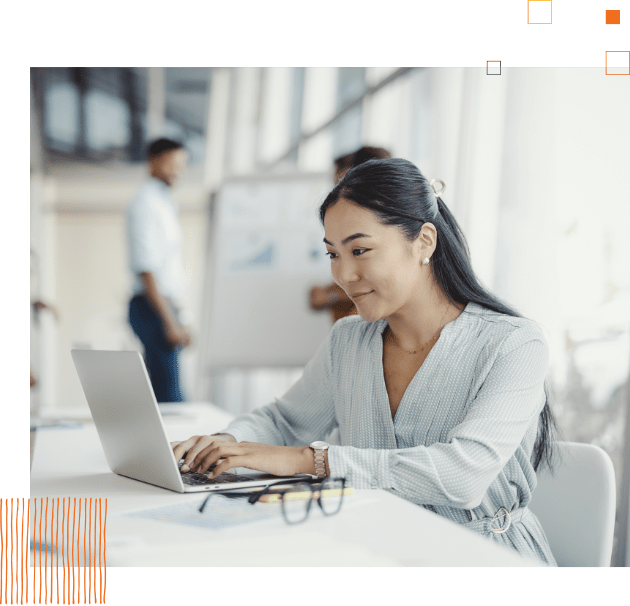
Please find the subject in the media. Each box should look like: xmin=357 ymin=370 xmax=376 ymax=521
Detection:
xmin=45 ymin=165 xmax=208 ymax=411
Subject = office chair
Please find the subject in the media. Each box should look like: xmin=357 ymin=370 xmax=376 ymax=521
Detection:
xmin=529 ymin=441 xmax=616 ymax=566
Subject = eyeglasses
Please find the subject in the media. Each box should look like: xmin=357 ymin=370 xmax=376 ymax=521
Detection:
xmin=198 ymin=477 xmax=347 ymax=525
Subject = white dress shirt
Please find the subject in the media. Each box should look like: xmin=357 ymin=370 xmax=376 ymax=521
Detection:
xmin=126 ymin=177 xmax=186 ymax=305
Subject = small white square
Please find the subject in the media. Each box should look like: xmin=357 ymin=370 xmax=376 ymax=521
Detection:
xmin=607 ymin=67 xmax=629 ymax=75
xmin=487 ymin=61 xmax=501 ymax=75
xmin=528 ymin=0 xmax=552 ymax=24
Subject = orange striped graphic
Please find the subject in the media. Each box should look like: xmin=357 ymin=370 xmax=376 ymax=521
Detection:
xmin=0 ymin=499 xmax=107 ymax=604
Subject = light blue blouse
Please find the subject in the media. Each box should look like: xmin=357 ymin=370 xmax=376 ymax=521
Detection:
xmin=220 ymin=302 xmax=557 ymax=566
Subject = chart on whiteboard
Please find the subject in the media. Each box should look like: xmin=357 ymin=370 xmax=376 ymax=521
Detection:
xmin=201 ymin=173 xmax=335 ymax=368
xmin=217 ymin=230 xmax=329 ymax=274
xmin=218 ymin=232 xmax=278 ymax=272
xmin=216 ymin=177 xmax=332 ymax=276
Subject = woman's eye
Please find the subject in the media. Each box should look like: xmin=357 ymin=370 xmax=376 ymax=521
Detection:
xmin=325 ymin=249 xmax=368 ymax=259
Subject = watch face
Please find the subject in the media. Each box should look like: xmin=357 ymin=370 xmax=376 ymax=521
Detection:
xmin=310 ymin=441 xmax=329 ymax=449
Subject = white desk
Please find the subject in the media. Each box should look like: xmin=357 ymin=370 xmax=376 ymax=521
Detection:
xmin=30 ymin=403 xmax=539 ymax=567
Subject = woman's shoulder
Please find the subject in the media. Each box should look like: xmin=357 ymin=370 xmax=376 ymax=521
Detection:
xmin=331 ymin=314 xmax=376 ymax=336
xmin=329 ymin=314 xmax=384 ymax=351
xmin=464 ymin=303 xmax=548 ymax=352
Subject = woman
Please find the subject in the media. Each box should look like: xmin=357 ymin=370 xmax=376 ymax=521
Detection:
xmin=309 ymin=146 xmax=391 ymax=322
xmin=172 ymin=158 xmax=561 ymax=566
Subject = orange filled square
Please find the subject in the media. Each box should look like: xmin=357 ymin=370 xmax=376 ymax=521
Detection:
xmin=606 ymin=10 xmax=620 ymax=24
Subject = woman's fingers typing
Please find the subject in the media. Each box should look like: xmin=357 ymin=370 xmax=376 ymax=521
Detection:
xmin=196 ymin=441 xmax=242 ymax=475
xmin=209 ymin=455 xmax=249 ymax=478
xmin=172 ymin=435 xmax=210 ymax=471
xmin=171 ymin=434 xmax=238 ymax=472
xmin=172 ymin=438 xmax=309 ymax=478
xmin=170 ymin=438 xmax=191 ymax=462
xmin=184 ymin=436 xmax=219 ymax=471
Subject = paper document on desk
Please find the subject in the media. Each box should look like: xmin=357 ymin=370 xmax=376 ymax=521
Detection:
xmin=124 ymin=496 xmax=281 ymax=531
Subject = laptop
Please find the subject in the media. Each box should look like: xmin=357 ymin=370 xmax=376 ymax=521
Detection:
xmin=71 ymin=349 xmax=312 ymax=493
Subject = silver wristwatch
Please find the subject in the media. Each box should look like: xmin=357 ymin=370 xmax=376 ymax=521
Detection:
xmin=309 ymin=441 xmax=329 ymax=479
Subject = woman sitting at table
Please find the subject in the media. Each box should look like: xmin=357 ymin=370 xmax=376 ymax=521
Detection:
xmin=172 ymin=158 xmax=561 ymax=566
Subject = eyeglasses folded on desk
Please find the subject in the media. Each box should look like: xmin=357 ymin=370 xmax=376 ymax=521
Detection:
xmin=199 ymin=477 xmax=353 ymax=524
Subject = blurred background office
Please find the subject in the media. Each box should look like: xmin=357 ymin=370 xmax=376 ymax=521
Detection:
xmin=30 ymin=67 xmax=629 ymax=565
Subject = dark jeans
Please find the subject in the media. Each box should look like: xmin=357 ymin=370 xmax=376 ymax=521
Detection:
xmin=129 ymin=294 xmax=184 ymax=403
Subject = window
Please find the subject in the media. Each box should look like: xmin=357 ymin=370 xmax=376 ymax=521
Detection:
xmin=332 ymin=67 xmax=366 ymax=158
xmin=85 ymin=89 xmax=130 ymax=152
xmin=41 ymin=67 xmax=147 ymax=161
xmin=43 ymin=68 xmax=80 ymax=152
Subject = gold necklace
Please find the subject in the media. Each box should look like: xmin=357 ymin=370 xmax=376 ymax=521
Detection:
xmin=388 ymin=306 xmax=451 ymax=355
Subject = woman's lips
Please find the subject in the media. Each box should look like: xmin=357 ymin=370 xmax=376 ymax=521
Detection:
xmin=352 ymin=290 xmax=374 ymax=299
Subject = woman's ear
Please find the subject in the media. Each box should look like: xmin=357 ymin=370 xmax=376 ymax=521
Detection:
xmin=418 ymin=222 xmax=438 ymax=256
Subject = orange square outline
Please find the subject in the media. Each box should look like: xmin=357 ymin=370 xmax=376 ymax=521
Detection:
xmin=528 ymin=0 xmax=553 ymax=24
xmin=606 ymin=10 xmax=620 ymax=25
xmin=605 ymin=51 xmax=630 ymax=75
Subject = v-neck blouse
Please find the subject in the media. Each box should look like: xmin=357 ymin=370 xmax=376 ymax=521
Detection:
xmin=221 ymin=302 xmax=557 ymax=566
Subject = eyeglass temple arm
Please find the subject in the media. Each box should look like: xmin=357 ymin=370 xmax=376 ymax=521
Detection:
xmin=248 ymin=484 xmax=275 ymax=504
xmin=198 ymin=488 xmax=252 ymax=513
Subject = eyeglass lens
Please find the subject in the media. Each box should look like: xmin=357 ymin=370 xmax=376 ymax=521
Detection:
xmin=318 ymin=478 xmax=344 ymax=516
xmin=281 ymin=482 xmax=314 ymax=524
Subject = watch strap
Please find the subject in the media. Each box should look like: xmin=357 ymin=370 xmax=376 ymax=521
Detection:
xmin=311 ymin=447 xmax=327 ymax=479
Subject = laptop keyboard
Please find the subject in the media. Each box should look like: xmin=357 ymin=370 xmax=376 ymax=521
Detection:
xmin=178 ymin=460 xmax=256 ymax=485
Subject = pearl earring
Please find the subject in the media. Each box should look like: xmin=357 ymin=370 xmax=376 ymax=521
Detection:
xmin=422 ymin=257 xmax=430 ymax=266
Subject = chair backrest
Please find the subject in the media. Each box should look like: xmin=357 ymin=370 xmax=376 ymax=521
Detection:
xmin=528 ymin=441 xmax=616 ymax=566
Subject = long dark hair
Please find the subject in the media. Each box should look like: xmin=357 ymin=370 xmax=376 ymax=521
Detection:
xmin=319 ymin=157 xmax=562 ymax=473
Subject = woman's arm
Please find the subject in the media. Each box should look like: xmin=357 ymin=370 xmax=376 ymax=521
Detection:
xmin=171 ymin=324 xmax=338 ymax=473
xmin=215 ymin=327 xmax=337 ymax=446
xmin=327 ymin=325 xmax=549 ymax=509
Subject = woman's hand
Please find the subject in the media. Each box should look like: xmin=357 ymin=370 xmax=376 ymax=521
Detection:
xmin=171 ymin=435 xmax=314 ymax=478
xmin=171 ymin=434 xmax=235 ymax=472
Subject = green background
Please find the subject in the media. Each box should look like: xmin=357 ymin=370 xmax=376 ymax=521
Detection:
xmin=0 ymin=0 xmax=630 ymax=604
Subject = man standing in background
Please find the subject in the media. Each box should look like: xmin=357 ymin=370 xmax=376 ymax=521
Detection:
xmin=127 ymin=138 xmax=191 ymax=402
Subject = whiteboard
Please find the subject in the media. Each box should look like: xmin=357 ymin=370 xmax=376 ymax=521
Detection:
xmin=199 ymin=172 xmax=336 ymax=369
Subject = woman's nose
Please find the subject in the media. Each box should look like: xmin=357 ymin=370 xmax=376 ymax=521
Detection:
xmin=336 ymin=258 xmax=360 ymax=286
